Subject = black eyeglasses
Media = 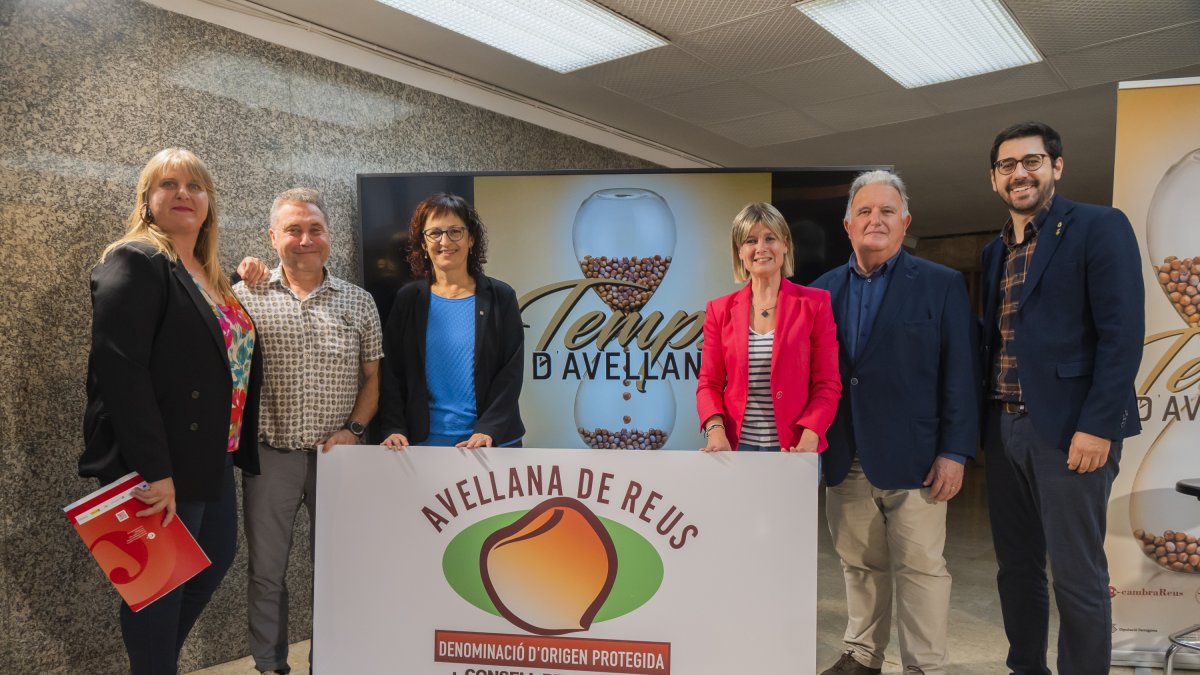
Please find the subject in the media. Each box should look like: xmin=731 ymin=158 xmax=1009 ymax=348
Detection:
xmin=993 ymin=154 xmax=1050 ymax=175
xmin=422 ymin=226 xmax=467 ymax=242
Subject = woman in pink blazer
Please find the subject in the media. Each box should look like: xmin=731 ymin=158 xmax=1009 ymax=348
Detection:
xmin=696 ymin=202 xmax=841 ymax=452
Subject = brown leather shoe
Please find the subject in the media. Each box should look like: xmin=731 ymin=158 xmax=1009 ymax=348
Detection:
xmin=819 ymin=651 xmax=882 ymax=675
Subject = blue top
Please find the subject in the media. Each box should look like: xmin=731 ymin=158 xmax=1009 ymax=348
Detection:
xmin=845 ymin=250 xmax=901 ymax=360
xmin=426 ymin=294 xmax=477 ymax=441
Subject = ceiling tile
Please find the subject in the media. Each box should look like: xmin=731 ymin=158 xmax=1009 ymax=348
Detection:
xmin=803 ymin=90 xmax=941 ymax=133
xmin=918 ymin=62 xmax=1068 ymax=113
xmin=703 ymin=110 xmax=832 ymax=147
xmin=675 ymin=7 xmax=847 ymax=77
xmin=745 ymin=52 xmax=902 ymax=107
xmin=1050 ymin=22 xmax=1200 ymax=88
xmin=596 ymin=0 xmax=790 ymax=39
xmin=572 ymin=46 xmax=723 ymax=99
xmin=645 ymin=80 xmax=786 ymax=124
xmin=1005 ymin=0 xmax=1200 ymax=56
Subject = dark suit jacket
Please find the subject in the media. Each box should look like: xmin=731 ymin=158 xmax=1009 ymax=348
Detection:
xmin=981 ymin=195 xmax=1144 ymax=450
xmin=812 ymin=251 xmax=979 ymax=489
xmin=81 ymin=241 xmax=262 ymax=502
xmin=380 ymin=274 xmax=525 ymax=445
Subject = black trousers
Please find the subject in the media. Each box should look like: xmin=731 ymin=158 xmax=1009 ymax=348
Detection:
xmin=984 ymin=405 xmax=1120 ymax=675
xmin=119 ymin=457 xmax=238 ymax=675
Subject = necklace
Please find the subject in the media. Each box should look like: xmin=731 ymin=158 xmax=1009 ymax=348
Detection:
xmin=753 ymin=304 xmax=776 ymax=318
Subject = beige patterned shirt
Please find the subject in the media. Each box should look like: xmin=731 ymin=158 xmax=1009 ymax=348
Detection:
xmin=234 ymin=267 xmax=383 ymax=450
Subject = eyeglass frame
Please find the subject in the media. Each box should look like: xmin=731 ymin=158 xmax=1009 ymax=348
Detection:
xmin=992 ymin=153 xmax=1051 ymax=175
xmin=421 ymin=226 xmax=469 ymax=242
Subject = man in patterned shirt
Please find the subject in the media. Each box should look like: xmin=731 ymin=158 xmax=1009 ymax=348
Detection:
xmin=980 ymin=121 xmax=1143 ymax=675
xmin=234 ymin=187 xmax=383 ymax=675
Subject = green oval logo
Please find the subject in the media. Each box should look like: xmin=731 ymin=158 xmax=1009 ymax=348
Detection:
xmin=443 ymin=507 xmax=664 ymax=626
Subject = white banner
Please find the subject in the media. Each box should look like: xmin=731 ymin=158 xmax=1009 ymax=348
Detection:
xmin=313 ymin=446 xmax=818 ymax=673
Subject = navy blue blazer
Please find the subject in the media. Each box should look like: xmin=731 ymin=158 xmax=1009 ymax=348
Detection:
xmin=812 ymin=250 xmax=979 ymax=489
xmin=981 ymin=195 xmax=1144 ymax=450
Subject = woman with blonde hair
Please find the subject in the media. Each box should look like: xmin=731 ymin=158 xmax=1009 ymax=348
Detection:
xmin=80 ymin=148 xmax=262 ymax=675
xmin=696 ymin=201 xmax=841 ymax=453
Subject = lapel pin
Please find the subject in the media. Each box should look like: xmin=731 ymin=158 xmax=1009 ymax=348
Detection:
xmin=1055 ymin=221 xmax=1063 ymax=237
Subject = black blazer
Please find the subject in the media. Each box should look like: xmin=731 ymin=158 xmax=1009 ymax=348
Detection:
xmin=81 ymin=242 xmax=262 ymax=501
xmin=811 ymin=250 xmax=980 ymax=489
xmin=380 ymin=274 xmax=525 ymax=445
xmin=981 ymin=195 xmax=1144 ymax=451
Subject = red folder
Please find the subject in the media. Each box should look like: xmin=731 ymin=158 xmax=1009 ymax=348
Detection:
xmin=64 ymin=472 xmax=211 ymax=612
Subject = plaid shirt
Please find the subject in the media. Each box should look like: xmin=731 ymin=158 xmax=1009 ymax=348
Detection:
xmin=234 ymin=267 xmax=383 ymax=450
xmin=991 ymin=201 xmax=1054 ymax=402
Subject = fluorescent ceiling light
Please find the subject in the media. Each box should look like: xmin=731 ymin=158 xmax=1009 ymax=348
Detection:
xmin=374 ymin=0 xmax=668 ymax=73
xmin=794 ymin=0 xmax=1042 ymax=88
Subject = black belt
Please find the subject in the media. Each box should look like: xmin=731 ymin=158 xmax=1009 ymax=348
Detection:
xmin=997 ymin=400 xmax=1026 ymax=414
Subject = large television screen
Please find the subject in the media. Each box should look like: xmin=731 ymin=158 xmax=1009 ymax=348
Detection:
xmin=359 ymin=168 xmax=885 ymax=450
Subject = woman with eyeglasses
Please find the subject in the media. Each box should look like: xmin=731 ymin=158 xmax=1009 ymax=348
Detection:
xmin=380 ymin=192 xmax=525 ymax=449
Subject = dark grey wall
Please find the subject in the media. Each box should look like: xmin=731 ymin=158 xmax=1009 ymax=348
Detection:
xmin=0 ymin=0 xmax=653 ymax=671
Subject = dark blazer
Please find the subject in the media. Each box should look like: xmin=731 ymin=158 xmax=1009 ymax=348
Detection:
xmin=981 ymin=195 xmax=1144 ymax=450
xmin=812 ymin=250 xmax=979 ymax=489
xmin=81 ymin=241 xmax=262 ymax=502
xmin=380 ymin=274 xmax=525 ymax=445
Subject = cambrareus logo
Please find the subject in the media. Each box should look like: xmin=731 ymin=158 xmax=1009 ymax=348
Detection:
xmin=442 ymin=496 xmax=664 ymax=635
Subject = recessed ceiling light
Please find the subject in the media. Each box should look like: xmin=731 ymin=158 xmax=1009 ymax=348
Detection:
xmin=794 ymin=0 xmax=1042 ymax=88
xmin=375 ymin=0 xmax=668 ymax=73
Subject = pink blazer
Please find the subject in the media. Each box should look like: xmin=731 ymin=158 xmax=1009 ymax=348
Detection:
xmin=696 ymin=278 xmax=841 ymax=451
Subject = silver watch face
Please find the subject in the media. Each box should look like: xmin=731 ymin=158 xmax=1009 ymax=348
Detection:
xmin=347 ymin=422 xmax=365 ymax=436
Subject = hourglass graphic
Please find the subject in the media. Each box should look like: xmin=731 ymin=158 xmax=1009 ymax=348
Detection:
xmin=572 ymin=188 xmax=677 ymax=314
xmin=1129 ymin=422 xmax=1200 ymax=574
xmin=573 ymin=371 xmax=675 ymax=449
xmin=1147 ymin=148 xmax=1200 ymax=325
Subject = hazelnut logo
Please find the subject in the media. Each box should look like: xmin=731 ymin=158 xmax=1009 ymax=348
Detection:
xmin=442 ymin=498 xmax=665 ymax=634
xmin=480 ymin=497 xmax=617 ymax=635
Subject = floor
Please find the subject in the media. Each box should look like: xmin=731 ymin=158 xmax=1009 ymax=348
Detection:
xmin=191 ymin=461 xmax=1144 ymax=674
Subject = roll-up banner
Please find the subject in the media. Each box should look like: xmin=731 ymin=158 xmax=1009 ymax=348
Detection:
xmin=1109 ymin=76 xmax=1200 ymax=668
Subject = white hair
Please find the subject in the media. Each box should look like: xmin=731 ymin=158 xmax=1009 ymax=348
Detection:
xmin=845 ymin=170 xmax=910 ymax=219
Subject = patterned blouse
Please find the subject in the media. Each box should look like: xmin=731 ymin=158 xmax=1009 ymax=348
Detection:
xmin=195 ymin=279 xmax=256 ymax=452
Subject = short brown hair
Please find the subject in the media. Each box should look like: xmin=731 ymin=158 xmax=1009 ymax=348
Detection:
xmin=407 ymin=193 xmax=488 ymax=281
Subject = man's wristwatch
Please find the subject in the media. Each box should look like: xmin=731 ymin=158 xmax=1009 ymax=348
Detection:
xmin=343 ymin=420 xmax=366 ymax=438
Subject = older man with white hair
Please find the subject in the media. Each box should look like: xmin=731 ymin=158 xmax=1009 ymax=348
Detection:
xmin=811 ymin=171 xmax=979 ymax=675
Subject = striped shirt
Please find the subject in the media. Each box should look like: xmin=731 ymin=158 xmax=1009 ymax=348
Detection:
xmin=992 ymin=201 xmax=1052 ymax=402
xmin=741 ymin=328 xmax=779 ymax=447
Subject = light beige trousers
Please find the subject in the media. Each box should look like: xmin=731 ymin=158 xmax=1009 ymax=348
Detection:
xmin=826 ymin=461 xmax=951 ymax=674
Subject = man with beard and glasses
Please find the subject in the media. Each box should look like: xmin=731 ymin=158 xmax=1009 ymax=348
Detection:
xmin=980 ymin=121 xmax=1144 ymax=675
